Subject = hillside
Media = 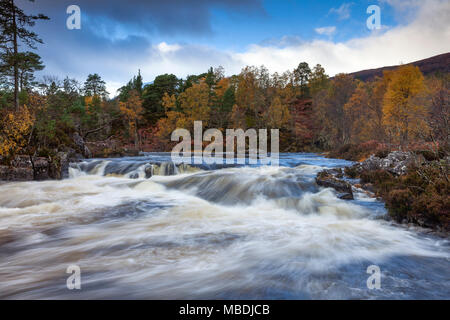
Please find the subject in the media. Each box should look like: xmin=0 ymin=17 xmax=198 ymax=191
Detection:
xmin=348 ymin=52 xmax=450 ymax=81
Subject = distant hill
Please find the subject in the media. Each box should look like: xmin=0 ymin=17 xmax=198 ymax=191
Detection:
xmin=348 ymin=52 xmax=450 ymax=81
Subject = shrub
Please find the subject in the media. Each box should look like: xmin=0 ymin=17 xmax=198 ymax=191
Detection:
xmin=385 ymin=189 xmax=413 ymax=222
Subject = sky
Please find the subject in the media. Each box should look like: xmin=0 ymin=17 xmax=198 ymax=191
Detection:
xmin=18 ymin=0 xmax=450 ymax=96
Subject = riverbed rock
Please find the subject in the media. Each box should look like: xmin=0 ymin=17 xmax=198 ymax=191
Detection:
xmin=144 ymin=164 xmax=153 ymax=179
xmin=0 ymin=151 xmax=84 ymax=181
xmin=33 ymin=157 xmax=50 ymax=180
xmin=316 ymin=169 xmax=354 ymax=200
xmin=73 ymin=132 xmax=92 ymax=158
xmin=355 ymin=151 xmax=423 ymax=176
xmin=0 ymin=165 xmax=33 ymax=181
xmin=56 ymin=148 xmax=84 ymax=179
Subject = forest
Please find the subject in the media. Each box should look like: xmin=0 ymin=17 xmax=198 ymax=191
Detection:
xmin=1 ymin=55 xmax=448 ymax=161
xmin=0 ymin=1 xmax=448 ymax=162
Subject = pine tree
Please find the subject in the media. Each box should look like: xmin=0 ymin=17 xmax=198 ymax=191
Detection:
xmin=83 ymin=74 xmax=109 ymax=99
xmin=0 ymin=0 xmax=49 ymax=110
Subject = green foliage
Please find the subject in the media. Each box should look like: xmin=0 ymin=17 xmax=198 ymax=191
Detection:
xmin=142 ymin=73 xmax=179 ymax=124
xmin=83 ymin=74 xmax=108 ymax=98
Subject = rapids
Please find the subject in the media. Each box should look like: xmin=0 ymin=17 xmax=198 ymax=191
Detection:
xmin=0 ymin=153 xmax=448 ymax=299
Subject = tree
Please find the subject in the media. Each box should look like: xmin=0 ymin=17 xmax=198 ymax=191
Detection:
xmin=179 ymin=81 xmax=210 ymax=129
xmin=118 ymin=70 xmax=143 ymax=102
xmin=142 ymin=73 xmax=179 ymax=124
xmin=119 ymin=90 xmax=143 ymax=149
xmin=0 ymin=104 xmax=34 ymax=161
xmin=83 ymin=73 xmax=108 ymax=99
xmin=383 ymin=65 xmax=427 ymax=145
xmin=0 ymin=0 xmax=49 ymax=110
xmin=425 ymin=75 xmax=449 ymax=148
xmin=235 ymin=66 xmax=263 ymax=128
xmin=294 ymin=62 xmax=312 ymax=98
xmin=0 ymin=51 xmax=44 ymax=90
xmin=314 ymin=74 xmax=356 ymax=147
xmin=265 ymin=95 xmax=290 ymax=128
xmin=309 ymin=64 xmax=329 ymax=97
xmin=344 ymin=81 xmax=371 ymax=143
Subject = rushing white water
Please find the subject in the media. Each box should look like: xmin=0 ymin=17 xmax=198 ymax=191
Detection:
xmin=0 ymin=153 xmax=448 ymax=299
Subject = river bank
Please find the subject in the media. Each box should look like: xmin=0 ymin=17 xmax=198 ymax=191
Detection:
xmin=319 ymin=150 xmax=449 ymax=234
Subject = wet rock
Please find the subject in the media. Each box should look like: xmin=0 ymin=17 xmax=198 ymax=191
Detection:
xmin=0 ymin=151 xmax=84 ymax=181
xmin=339 ymin=193 xmax=354 ymax=200
xmin=52 ymin=149 xmax=83 ymax=179
xmin=356 ymin=151 xmax=421 ymax=176
xmin=144 ymin=165 xmax=153 ymax=179
xmin=32 ymin=157 xmax=50 ymax=180
xmin=73 ymin=132 xmax=92 ymax=158
xmin=129 ymin=173 xmax=139 ymax=179
xmin=316 ymin=170 xmax=354 ymax=200
xmin=0 ymin=165 xmax=33 ymax=181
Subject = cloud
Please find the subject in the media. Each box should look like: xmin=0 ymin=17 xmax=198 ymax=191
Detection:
xmin=315 ymin=26 xmax=337 ymax=36
xmin=233 ymin=0 xmax=450 ymax=76
xmin=329 ymin=3 xmax=353 ymax=20
xmin=26 ymin=0 xmax=450 ymax=96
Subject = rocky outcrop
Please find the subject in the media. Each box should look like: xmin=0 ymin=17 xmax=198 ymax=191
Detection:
xmin=0 ymin=164 xmax=33 ymax=181
xmin=73 ymin=132 xmax=92 ymax=158
xmin=0 ymin=151 xmax=83 ymax=181
xmin=316 ymin=168 xmax=354 ymax=200
xmin=353 ymin=151 xmax=424 ymax=176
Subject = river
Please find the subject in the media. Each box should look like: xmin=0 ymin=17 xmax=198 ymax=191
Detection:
xmin=0 ymin=153 xmax=448 ymax=299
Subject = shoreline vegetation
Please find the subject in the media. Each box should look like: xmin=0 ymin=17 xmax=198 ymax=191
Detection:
xmin=320 ymin=144 xmax=449 ymax=234
xmin=0 ymin=2 xmax=448 ymax=233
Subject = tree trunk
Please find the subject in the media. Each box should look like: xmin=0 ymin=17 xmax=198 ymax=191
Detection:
xmin=12 ymin=0 xmax=19 ymax=111
xmin=134 ymin=120 xmax=139 ymax=150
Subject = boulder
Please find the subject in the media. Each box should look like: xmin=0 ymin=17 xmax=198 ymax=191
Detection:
xmin=32 ymin=157 xmax=50 ymax=180
xmin=316 ymin=169 xmax=354 ymax=200
xmin=54 ymin=149 xmax=83 ymax=179
xmin=355 ymin=151 xmax=422 ymax=176
xmin=73 ymin=132 xmax=92 ymax=158
xmin=144 ymin=164 xmax=153 ymax=179
xmin=0 ymin=165 xmax=33 ymax=181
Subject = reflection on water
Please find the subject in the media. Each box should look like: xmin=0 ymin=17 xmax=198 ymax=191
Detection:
xmin=0 ymin=153 xmax=448 ymax=299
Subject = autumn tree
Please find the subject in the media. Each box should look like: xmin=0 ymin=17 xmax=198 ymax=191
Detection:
xmin=314 ymin=74 xmax=356 ymax=147
xmin=309 ymin=64 xmax=329 ymax=97
xmin=179 ymin=81 xmax=211 ymax=129
xmin=119 ymin=90 xmax=143 ymax=149
xmin=265 ymin=95 xmax=290 ymax=128
xmin=234 ymin=66 xmax=264 ymax=128
xmin=0 ymin=105 xmax=34 ymax=161
xmin=424 ymin=75 xmax=449 ymax=150
xmin=382 ymin=65 xmax=427 ymax=146
xmin=344 ymin=81 xmax=370 ymax=143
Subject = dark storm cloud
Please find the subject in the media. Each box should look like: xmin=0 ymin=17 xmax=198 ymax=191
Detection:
xmin=21 ymin=0 xmax=264 ymax=35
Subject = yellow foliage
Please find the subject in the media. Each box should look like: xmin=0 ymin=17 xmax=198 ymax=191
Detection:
xmin=0 ymin=106 xmax=34 ymax=159
xmin=119 ymin=90 xmax=143 ymax=148
xmin=382 ymin=65 xmax=428 ymax=144
xmin=179 ymin=82 xmax=210 ymax=128
xmin=162 ymin=92 xmax=177 ymax=112
xmin=266 ymin=96 xmax=290 ymax=128
xmin=214 ymin=78 xmax=230 ymax=100
xmin=119 ymin=90 xmax=143 ymax=130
